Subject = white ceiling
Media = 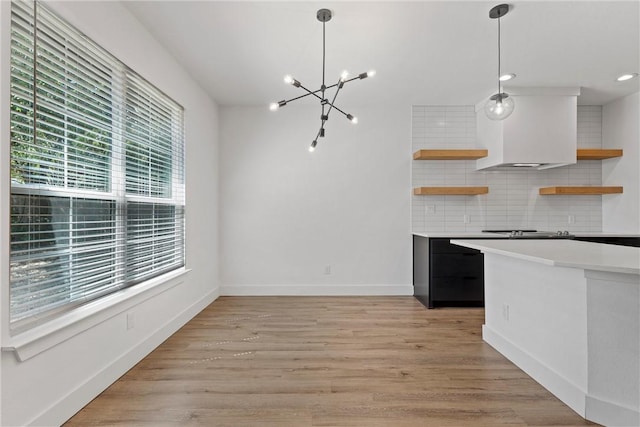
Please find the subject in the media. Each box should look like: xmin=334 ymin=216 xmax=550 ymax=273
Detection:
xmin=123 ymin=1 xmax=640 ymax=107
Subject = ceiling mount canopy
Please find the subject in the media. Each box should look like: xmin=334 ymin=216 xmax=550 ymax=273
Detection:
xmin=270 ymin=8 xmax=375 ymax=152
xmin=316 ymin=8 xmax=332 ymax=22
xmin=485 ymin=4 xmax=515 ymax=121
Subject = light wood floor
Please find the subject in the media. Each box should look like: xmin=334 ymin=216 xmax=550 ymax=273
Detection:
xmin=65 ymin=296 xmax=597 ymax=426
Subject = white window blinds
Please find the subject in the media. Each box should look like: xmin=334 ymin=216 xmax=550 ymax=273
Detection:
xmin=9 ymin=0 xmax=185 ymax=330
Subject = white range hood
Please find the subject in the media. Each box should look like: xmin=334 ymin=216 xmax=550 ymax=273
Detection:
xmin=475 ymin=87 xmax=580 ymax=170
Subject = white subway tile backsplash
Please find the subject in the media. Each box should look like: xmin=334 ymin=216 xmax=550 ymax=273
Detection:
xmin=411 ymin=105 xmax=603 ymax=233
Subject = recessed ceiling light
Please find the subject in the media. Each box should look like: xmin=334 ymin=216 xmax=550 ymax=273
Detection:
xmin=499 ymin=73 xmax=516 ymax=82
xmin=616 ymin=73 xmax=638 ymax=82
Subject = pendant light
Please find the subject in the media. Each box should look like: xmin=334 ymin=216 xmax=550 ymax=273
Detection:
xmin=484 ymin=4 xmax=515 ymax=121
xmin=270 ymin=8 xmax=375 ymax=151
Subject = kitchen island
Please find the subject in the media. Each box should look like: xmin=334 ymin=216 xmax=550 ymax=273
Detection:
xmin=451 ymin=239 xmax=640 ymax=427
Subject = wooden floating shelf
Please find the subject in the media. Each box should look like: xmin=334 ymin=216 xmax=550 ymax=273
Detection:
xmin=576 ymin=149 xmax=623 ymax=160
xmin=539 ymin=186 xmax=623 ymax=195
xmin=414 ymin=186 xmax=489 ymax=196
xmin=413 ymin=149 xmax=488 ymax=160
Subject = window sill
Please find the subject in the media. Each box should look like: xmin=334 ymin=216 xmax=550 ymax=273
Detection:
xmin=2 ymin=268 xmax=191 ymax=362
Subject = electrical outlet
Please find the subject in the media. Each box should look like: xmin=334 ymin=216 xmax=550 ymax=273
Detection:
xmin=324 ymin=265 xmax=331 ymax=275
xmin=568 ymin=215 xmax=575 ymax=224
xmin=463 ymin=214 xmax=470 ymax=224
xmin=127 ymin=312 xmax=135 ymax=330
xmin=502 ymin=304 xmax=510 ymax=321
xmin=426 ymin=205 xmax=436 ymax=214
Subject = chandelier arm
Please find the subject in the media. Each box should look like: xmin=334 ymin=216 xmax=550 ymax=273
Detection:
xmin=320 ymin=82 xmax=340 ymax=91
xmin=315 ymin=76 xmax=363 ymax=93
xmin=283 ymin=91 xmax=318 ymax=105
xmin=282 ymin=79 xmax=358 ymax=107
xmin=297 ymin=83 xmax=325 ymax=102
xmin=313 ymin=125 xmax=324 ymax=145
xmin=341 ymin=76 xmax=362 ymax=84
xmin=324 ymin=78 xmax=344 ymax=117
xmin=285 ymin=75 xmax=363 ymax=103
xmin=324 ymin=102 xmax=350 ymax=119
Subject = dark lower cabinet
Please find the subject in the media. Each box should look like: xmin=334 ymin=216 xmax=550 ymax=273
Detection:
xmin=430 ymin=277 xmax=484 ymax=302
xmin=413 ymin=236 xmax=485 ymax=309
xmin=414 ymin=234 xmax=640 ymax=309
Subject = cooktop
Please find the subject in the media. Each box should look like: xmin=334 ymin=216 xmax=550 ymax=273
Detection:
xmin=482 ymin=229 xmax=574 ymax=239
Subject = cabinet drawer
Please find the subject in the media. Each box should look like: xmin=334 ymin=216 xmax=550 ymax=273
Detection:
xmin=431 ymin=277 xmax=484 ymax=301
xmin=431 ymin=253 xmax=483 ymax=277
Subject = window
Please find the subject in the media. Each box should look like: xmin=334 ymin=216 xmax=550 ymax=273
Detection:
xmin=9 ymin=0 xmax=185 ymax=330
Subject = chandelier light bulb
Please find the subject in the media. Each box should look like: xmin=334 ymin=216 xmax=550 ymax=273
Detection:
xmin=309 ymin=140 xmax=317 ymax=152
xmin=340 ymin=70 xmax=349 ymax=81
xmin=269 ymin=103 xmax=279 ymax=111
xmin=499 ymin=73 xmax=516 ymax=81
xmin=284 ymin=75 xmax=294 ymax=85
xmin=367 ymin=70 xmax=376 ymax=78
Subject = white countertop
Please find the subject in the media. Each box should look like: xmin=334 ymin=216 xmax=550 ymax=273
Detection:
xmin=451 ymin=239 xmax=640 ymax=275
xmin=573 ymin=233 xmax=640 ymax=237
xmin=414 ymin=232 xmax=640 ymax=238
xmin=413 ymin=232 xmax=505 ymax=238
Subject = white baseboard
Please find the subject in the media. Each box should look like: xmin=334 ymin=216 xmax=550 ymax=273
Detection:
xmin=220 ymin=283 xmax=414 ymax=296
xmin=29 ymin=288 xmax=219 ymax=427
xmin=586 ymin=395 xmax=640 ymax=427
xmin=482 ymin=325 xmax=587 ymax=417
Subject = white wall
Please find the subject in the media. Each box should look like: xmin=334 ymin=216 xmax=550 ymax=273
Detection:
xmin=0 ymin=2 xmax=220 ymax=425
xmin=412 ymin=106 xmax=605 ymax=233
xmin=602 ymin=92 xmax=640 ymax=233
xmin=219 ymin=105 xmax=412 ymax=295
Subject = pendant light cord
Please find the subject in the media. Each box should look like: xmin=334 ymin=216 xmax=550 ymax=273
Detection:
xmin=321 ymin=20 xmax=326 ymax=117
xmin=322 ymin=21 xmax=326 ymax=89
xmin=497 ymin=16 xmax=501 ymax=95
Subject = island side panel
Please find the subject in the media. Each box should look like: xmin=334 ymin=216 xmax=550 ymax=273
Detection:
xmin=482 ymin=253 xmax=589 ymax=416
xmin=585 ymin=270 xmax=640 ymax=427
xmin=413 ymin=235 xmax=431 ymax=308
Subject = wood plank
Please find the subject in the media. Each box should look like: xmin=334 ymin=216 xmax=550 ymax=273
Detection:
xmin=414 ymin=186 xmax=489 ymax=195
xmin=539 ymin=186 xmax=623 ymax=195
xmin=576 ymin=148 xmax=623 ymax=160
xmin=413 ymin=149 xmax=488 ymax=160
xmin=64 ymin=296 xmax=596 ymax=427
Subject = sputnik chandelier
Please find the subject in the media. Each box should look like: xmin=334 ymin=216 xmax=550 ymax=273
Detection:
xmin=270 ymin=8 xmax=375 ymax=152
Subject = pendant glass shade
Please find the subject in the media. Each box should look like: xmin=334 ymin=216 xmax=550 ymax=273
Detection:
xmin=484 ymin=93 xmax=514 ymax=120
